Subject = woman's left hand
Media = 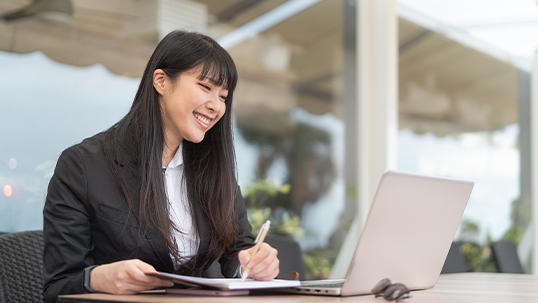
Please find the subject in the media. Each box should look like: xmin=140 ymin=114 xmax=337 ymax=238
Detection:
xmin=238 ymin=243 xmax=279 ymax=280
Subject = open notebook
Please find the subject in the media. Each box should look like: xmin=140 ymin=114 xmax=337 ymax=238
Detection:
xmin=146 ymin=271 xmax=300 ymax=291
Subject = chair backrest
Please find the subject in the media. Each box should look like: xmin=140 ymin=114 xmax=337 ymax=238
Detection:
xmin=490 ymin=240 xmax=524 ymax=274
xmin=0 ymin=230 xmax=44 ymax=303
xmin=265 ymin=234 xmax=305 ymax=280
xmin=441 ymin=241 xmax=467 ymax=274
xmin=202 ymin=234 xmax=305 ymax=280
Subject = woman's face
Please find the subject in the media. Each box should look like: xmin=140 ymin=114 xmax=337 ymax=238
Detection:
xmin=154 ymin=68 xmax=228 ymax=146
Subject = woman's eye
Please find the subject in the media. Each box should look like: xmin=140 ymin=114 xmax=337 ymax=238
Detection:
xmin=199 ymin=83 xmax=210 ymax=90
xmin=220 ymin=96 xmax=228 ymax=102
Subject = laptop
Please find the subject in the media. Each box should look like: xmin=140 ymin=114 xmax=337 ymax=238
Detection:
xmin=291 ymin=170 xmax=474 ymax=296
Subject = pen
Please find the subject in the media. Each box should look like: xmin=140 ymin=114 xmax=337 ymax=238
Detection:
xmin=241 ymin=220 xmax=271 ymax=281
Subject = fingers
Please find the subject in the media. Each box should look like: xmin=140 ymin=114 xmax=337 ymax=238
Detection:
xmin=238 ymin=249 xmax=252 ymax=267
xmin=125 ymin=260 xmax=162 ymax=285
xmin=247 ymin=243 xmax=275 ymax=268
xmin=125 ymin=260 xmax=174 ymax=289
xmin=90 ymin=259 xmax=174 ymax=295
xmin=240 ymin=244 xmax=279 ymax=281
xmin=250 ymin=259 xmax=279 ymax=280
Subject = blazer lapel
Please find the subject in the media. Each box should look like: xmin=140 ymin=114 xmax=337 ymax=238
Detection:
xmin=192 ymin=191 xmax=209 ymax=259
xmin=116 ymin=151 xmax=175 ymax=273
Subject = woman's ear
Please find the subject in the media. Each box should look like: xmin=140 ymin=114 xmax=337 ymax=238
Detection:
xmin=153 ymin=69 xmax=166 ymax=95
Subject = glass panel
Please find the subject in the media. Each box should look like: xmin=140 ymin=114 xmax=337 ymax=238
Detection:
xmin=0 ymin=0 xmax=352 ymax=279
xmin=0 ymin=51 xmax=135 ymax=231
xmin=221 ymin=0 xmax=349 ymax=279
xmin=398 ymin=17 xmax=526 ymax=272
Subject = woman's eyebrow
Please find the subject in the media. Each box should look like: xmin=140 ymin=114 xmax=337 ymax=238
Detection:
xmin=199 ymin=76 xmax=229 ymax=90
xmin=198 ymin=76 xmax=217 ymax=83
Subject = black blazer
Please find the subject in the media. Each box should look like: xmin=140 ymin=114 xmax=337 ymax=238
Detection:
xmin=43 ymin=132 xmax=255 ymax=303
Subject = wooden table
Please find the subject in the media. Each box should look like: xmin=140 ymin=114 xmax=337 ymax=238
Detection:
xmin=59 ymin=273 xmax=538 ymax=303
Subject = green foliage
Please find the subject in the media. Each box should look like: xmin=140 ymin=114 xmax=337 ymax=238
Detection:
xmin=237 ymin=120 xmax=336 ymax=212
xmin=345 ymin=184 xmax=357 ymax=199
xmin=243 ymin=178 xmax=290 ymax=209
xmin=510 ymin=196 xmax=531 ymax=228
xmin=237 ymin=115 xmax=338 ymax=279
xmin=503 ymin=195 xmax=531 ymax=244
xmin=458 ymin=220 xmax=497 ymax=272
xmin=302 ymin=247 xmax=339 ymax=280
xmin=461 ymin=221 xmax=480 ymax=235
xmin=271 ymin=211 xmax=304 ymax=238
xmin=459 ymin=242 xmax=497 ymax=272
xmin=458 ymin=193 xmax=533 ymax=273
xmin=248 ymin=207 xmax=272 ymax=235
xmin=243 ymin=178 xmax=303 ymax=238
xmin=502 ymin=226 xmax=526 ymax=244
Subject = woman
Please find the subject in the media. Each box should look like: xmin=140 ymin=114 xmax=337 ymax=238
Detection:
xmin=43 ymin=30 xmax=279 ymax=302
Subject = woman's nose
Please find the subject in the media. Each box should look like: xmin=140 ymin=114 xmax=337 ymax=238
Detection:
xmin=206 ymin=94 xmax=221 ymax=113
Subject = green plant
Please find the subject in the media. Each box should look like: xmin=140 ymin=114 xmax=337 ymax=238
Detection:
xmin=243 ymin=178 xmax=304 ymax=238
xmin=302 ymin=247 xmax=339 ymax=280
xmin=247 ymin=207 xmax=272 ymax=235
xmin=458 ymin=220 xmax=497 ymax=272
xmin=503 ymin=195 xmax=531 ymax=244
xmin=459 ymin=241 xmax=497 ymax=272
xmin=243 ymin=178 xmax=290 ymax=209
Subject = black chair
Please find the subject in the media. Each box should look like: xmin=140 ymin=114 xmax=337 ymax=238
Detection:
xmin=441 ymin=242 xmax=467 ymax=274
xmin=265 ymin=234 xmax=305 ymax=280
xmin=0 ymin=230 xmax=44 ymax=303
xmin=490 ymin=241 xmax=524 ymax=274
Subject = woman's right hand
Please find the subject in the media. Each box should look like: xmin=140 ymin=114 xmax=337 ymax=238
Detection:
xmin=89 ymin=259 xmax=174 ymax=295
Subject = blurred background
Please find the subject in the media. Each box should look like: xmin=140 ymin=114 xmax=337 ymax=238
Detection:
xmin=1 ymin=0 xmax=537 ymax=278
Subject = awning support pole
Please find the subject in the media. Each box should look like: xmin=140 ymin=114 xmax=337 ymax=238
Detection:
xmin=330 ymin=0 xmax=398 ymax=278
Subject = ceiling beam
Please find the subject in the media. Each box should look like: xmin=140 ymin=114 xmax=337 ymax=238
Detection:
xmin=217 ymin=0 xmax=322 ymax=49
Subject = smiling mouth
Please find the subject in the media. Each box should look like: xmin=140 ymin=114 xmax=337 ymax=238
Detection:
xmin=194 ymin=113 xmax=212 ymax=126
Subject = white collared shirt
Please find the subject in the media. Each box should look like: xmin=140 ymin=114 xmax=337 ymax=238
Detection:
xmin=163 ymin=143 xmax=200 ymax=268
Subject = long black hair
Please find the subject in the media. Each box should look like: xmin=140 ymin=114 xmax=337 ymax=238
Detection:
xmin=103 ymin=30 xmax=238 ymax=272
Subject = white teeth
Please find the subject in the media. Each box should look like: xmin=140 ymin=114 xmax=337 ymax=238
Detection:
xmin=194 ymin=113 xmax=210 ymax=125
